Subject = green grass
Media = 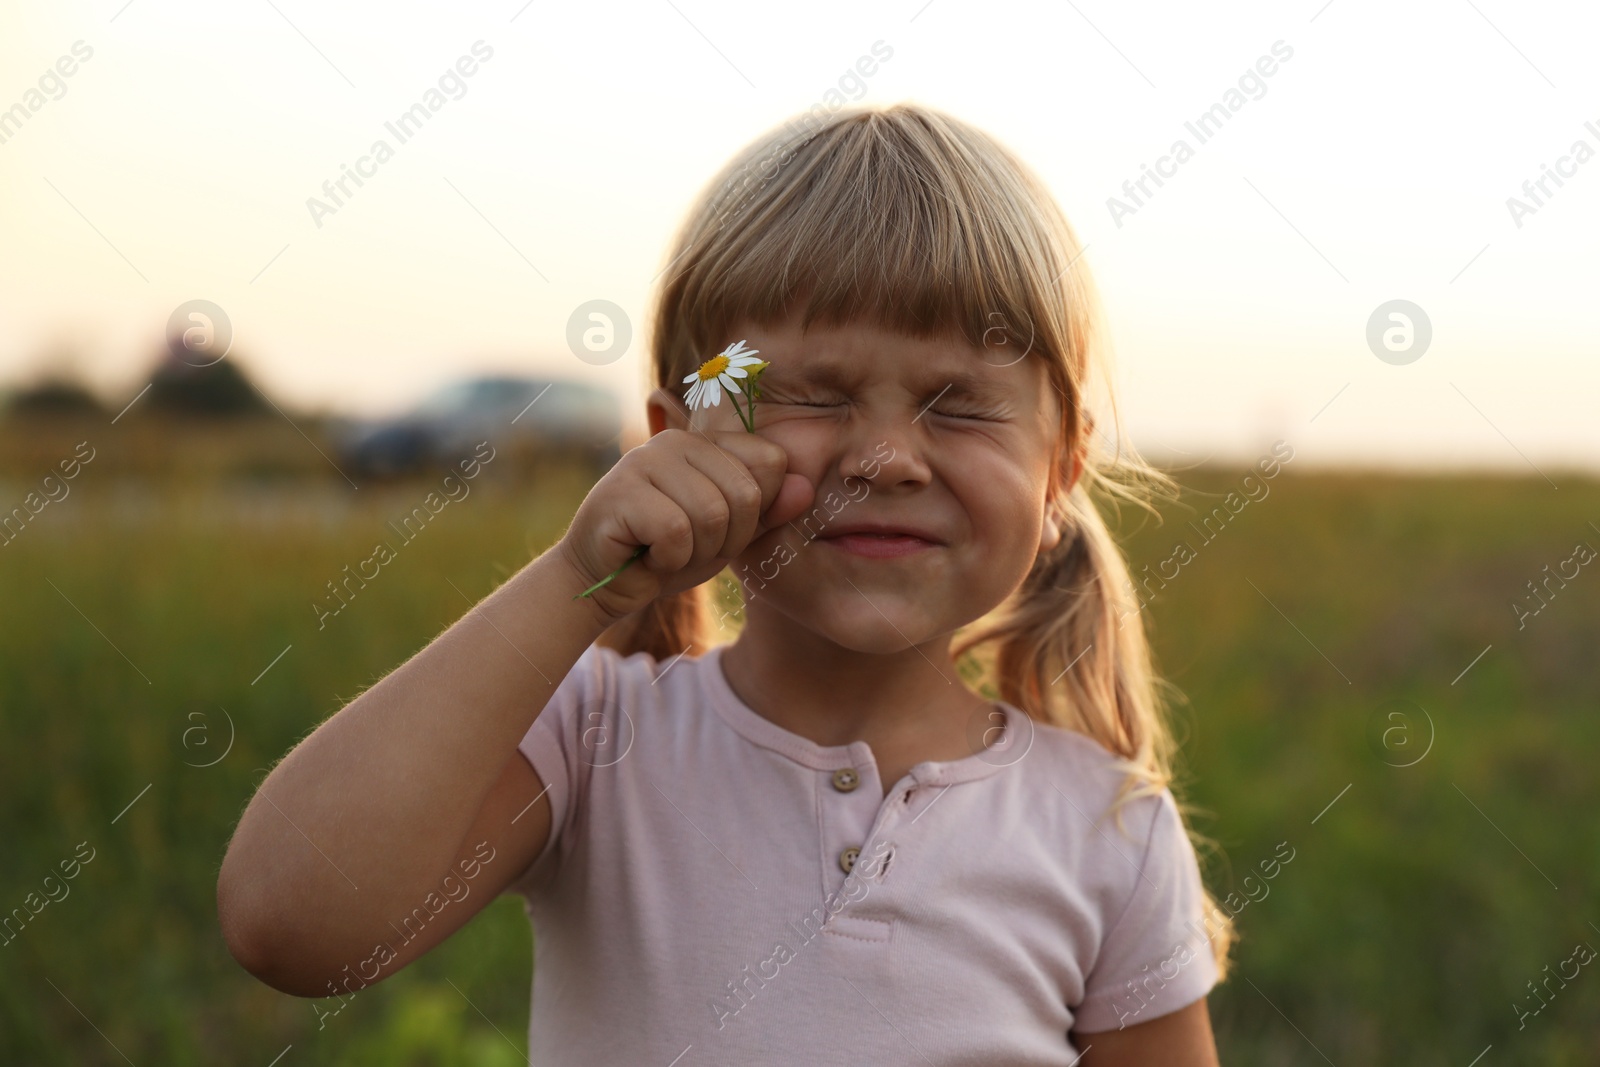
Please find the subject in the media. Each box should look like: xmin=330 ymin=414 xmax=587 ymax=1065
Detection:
xmin=2 ymin=461 xmax=584 ymax=1067
xmin=2 ymin=456 xmax=1597 ymax=1064
xmin=1120 ymin=469 xmax=1600 ymax=1065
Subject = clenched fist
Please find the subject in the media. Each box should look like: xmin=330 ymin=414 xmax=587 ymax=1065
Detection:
xmin=557 ymin=428 xmax=815 ymax=621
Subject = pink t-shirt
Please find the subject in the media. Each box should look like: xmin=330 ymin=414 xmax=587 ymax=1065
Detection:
xmin=510 ymin=642 xmax=1219 ymax=1064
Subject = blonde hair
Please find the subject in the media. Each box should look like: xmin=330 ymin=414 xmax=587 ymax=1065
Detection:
xmin=612 ymin=102 xmax=1235 ymax=977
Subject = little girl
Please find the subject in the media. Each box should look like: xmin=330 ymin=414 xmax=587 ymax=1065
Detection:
xmin=219 ymin=103 xmax=1235 ymax=1065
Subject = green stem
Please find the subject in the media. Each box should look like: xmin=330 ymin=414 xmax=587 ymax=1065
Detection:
xmin=572 ymin=545 xmax=648 ymax=599
xmin=740 ymin=380 xmax=761 ymax=425
xmin=724 ymin=388 xmax=753 ymax=432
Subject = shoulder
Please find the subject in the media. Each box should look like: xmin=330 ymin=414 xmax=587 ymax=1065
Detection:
xmin=519 ymin=641 xmax=670 ymax=752
xmin=990 ymin=708 xmax=1186 ymax=892
xmin=575 ymin=639 xmax=666 ymax=679
xmin=529 ymin=641 xmax=723 ymax=753
xmin=1017 ymin=712 xmax=1136 ymax=784
xmin=1011 ymin=710 xmax=1168 ymax=827
xmin=552 ymin=641 xmax=673 ymax=701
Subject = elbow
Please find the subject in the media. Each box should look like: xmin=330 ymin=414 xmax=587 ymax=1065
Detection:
xmin=216 ymin=852 xmax=331 ymax=998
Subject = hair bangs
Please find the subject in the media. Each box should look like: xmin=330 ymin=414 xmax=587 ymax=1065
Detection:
xmin=653 ymin=106 xmax=1078 ymax=395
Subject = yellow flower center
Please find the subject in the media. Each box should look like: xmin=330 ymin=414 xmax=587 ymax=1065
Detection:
xmin=696 ymin=355 xmax=729 ymax=381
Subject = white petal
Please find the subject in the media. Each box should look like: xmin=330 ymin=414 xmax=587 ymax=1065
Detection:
xmin=708 ymin=384 xmax=722 ymax=406
xmin=682 ymin=371 xmax=699 ymax=385
xmin=724 ymin=366 xmax=748 ymax=378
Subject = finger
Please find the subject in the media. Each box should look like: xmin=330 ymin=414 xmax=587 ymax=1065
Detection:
xmin=648 ymin=470 xmax=816 ymax=604
xmin=644 ymin=464 xmax=734 ymax=572
xmin=683 ymin=445 xmax=765 ymax=559
xmin=694 ymin=429 xmax=790 ymax=515
xmin=607 ymin=484 xmax=692 ymax=577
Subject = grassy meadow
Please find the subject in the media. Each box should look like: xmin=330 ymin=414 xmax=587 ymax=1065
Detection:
xmin=2 ymin=418 xmax=1597 ymax=1064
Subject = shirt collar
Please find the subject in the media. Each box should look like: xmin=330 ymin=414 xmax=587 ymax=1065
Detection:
xmin=698 ymin=643 xmax=1031 ymax=787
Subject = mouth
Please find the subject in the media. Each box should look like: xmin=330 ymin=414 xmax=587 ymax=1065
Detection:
xmin=816 ymin=523 xmax=943 ymax=560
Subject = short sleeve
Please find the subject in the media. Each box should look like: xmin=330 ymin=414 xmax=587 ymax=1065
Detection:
xmin=1074 ymin=789 xmax=1220 ymax=1033
xmin=503 ymin=642 xmax=612 ymax=895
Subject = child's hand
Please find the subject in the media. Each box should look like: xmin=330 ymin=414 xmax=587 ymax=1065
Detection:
xmin=558 ymin=428 xmax=814 ymax=621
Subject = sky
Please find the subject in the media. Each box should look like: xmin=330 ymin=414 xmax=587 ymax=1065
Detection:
xmin=1 ymin=0 xmax=1597 ymax=475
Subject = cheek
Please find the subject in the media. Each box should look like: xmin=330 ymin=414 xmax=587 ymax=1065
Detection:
xmin=953 ymin=452 xmax=1049 ymax=537
xmin=760 ymin=419 xmax=839 ymax=483
xmin=978 ymin=504 xmax=1047 ymax=583
xmin=945 ymin=456 xmax=1054 ymax=592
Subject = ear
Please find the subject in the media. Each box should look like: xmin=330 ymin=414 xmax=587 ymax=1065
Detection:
xmin=646 ymin=387 xmax=691 ymax=436
xmin=1038 ymin=443 xmax=1085 ymax=554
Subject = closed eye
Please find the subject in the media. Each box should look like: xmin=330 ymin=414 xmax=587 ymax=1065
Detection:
xmin=765 ymin=389 xmax=846 ymax=408
xmin=930 ymin=405 xmax=1005 ymax=421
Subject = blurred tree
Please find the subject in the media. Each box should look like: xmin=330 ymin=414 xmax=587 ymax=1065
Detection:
xmin=1 ymin=376 xmax=108 ymax=418
xmin=140 ymin=351 xmax=273 ymax=418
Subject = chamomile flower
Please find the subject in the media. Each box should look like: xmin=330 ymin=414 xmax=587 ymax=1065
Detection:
xmin=682 ymin=340 xmax=767 ymax=413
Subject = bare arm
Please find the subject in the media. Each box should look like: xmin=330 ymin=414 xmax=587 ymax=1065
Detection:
xmin=290 ymin=745 xmax=557 ymax=1002
xmin=217 ymin=545 xmax=611 ymax=995
xmin=1073 ymin=998 xmax=1221 ymax=1067
xmin=217 ymin=426 xmax=811 ymax=997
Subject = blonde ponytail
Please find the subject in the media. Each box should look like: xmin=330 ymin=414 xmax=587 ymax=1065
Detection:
xmin=954 ymin=464 xmax=1239 ymax=978
xmin=958 ymin=483 xmax=1162 ymax=790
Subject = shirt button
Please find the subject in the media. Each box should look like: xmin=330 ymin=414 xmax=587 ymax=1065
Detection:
xmin=839 ymin=846 xmax=861 ymax=873
xmin=831 ymin=768 xmax=860 ymax=793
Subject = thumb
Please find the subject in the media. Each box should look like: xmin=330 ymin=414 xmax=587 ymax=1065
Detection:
xmin=758 ymin=472 xmax=815 ymax=532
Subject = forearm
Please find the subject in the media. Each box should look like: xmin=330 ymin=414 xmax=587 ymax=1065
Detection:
xmin=218 ymin=543 xmax=608 ymax=972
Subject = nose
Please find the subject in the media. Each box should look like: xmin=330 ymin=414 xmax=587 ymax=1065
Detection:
xmin=836 ymin=415 xmax=932 ymax=493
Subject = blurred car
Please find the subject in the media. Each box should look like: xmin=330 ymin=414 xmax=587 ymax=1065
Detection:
xmin=336 ymin=376 xmax=622 ymax=479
